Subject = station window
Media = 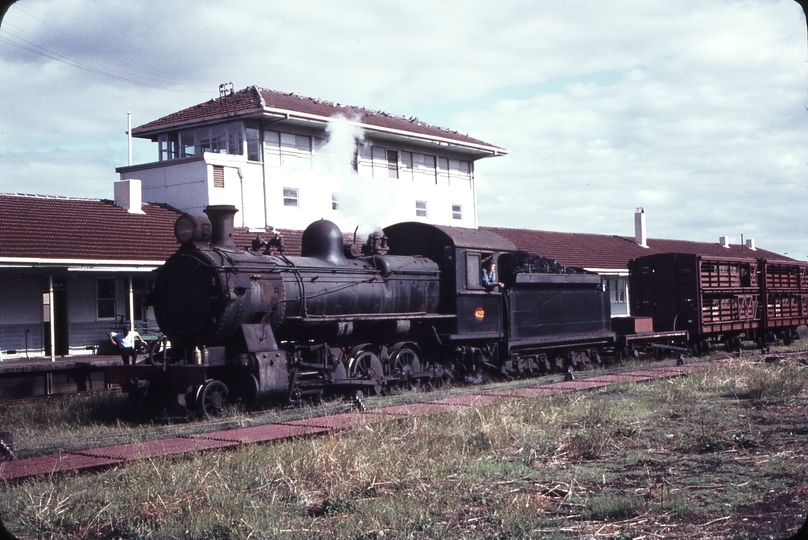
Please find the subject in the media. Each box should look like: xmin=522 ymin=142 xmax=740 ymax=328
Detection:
xmin=452 ymin=204 xmax=462 ymax=220
xmin=616 ymin=279 xmax=626 ymax=303
xmin=605 ymin=278 xmax=626 ymax=303
xmin=416 ymin=200 xmax=428 ymax=217
xmin=97 ymin=278 xmax=116 ymax=319
xmin=332 ymin=193 xmax=339 ymax=210
xmin=283 ymin=188 xmax=299 ymax=207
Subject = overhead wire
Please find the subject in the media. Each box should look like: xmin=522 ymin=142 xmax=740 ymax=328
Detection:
xmin=0 ymin=5 xmax=210 ymax=93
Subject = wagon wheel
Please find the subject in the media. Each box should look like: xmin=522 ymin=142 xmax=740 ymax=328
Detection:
xmin=195 ymin=379 xmax=229 ymax=418
xmin=422 ymin=348 xmax=451 ymax=389
xmin=389 ymin=344 xmax=422 ymax=388
xmin=347 ymin=347 xmax=384 ymax=395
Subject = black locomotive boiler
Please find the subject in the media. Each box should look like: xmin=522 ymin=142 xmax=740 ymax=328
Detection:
xmin=107 ymin=205 xmax=613 ymax=418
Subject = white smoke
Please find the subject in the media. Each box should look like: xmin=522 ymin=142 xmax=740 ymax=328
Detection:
xmin=322 ymin=114 xmax=392 ymax=238
xmin=320 ymin=114 xmax=363 ymax=176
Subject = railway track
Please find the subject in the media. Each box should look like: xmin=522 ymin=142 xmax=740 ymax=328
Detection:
xmin=1 ymin=355 xmax=758 ymax=482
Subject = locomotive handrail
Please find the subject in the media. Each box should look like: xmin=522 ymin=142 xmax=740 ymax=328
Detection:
xmin=285 ymin=313 xmax=453 ymax=322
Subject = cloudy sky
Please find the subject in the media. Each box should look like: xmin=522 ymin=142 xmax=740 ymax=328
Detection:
xmin=1 ymin=0 xmax=807 ymax=257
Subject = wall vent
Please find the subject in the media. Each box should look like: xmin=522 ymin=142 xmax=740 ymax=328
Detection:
xmin=213 ymin=166 xmax=225 ymax=188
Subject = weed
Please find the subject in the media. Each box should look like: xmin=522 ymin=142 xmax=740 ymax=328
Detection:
xmin=732 ymin=363 xmax=806 ymax=403
xmin=732 ymin=432 xmax=759 ymax=449
xmin=698 ymin=436 xmax=730 ymax=453
xmin=101 ymin=519 xmax=144 ymax=540
xmin=614 ymin=425 xmax=638 ymax=438
xmin=565 ymin=400 xmax=617 ymax=460
xmin=584 ymin=495 xmax=644 ymax=520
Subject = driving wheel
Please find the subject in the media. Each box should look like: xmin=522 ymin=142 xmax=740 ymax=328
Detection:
xmin=390 ymin=345 xmax=421 ymax=387
xmin=348 ymin=347 xmax=384 ymax=395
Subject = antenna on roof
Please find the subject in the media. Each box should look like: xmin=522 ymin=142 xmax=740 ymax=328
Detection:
xmin=219 ymin=82 xmax=234 ymax=98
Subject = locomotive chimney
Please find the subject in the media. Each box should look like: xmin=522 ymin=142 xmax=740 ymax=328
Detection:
xmin=634 ymin=208 xmax=648 ymax=248
xmin=203 ymin=205 xmax=238 ymax=249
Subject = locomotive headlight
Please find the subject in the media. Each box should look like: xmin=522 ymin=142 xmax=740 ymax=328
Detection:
xmin=174 ymin=214 xmax=212 ymax=244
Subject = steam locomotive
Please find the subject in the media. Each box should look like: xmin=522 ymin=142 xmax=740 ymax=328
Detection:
xmin=107 ymin=205 xmax=623 ymax=418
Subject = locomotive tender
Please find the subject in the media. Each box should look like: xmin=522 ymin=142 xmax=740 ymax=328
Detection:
xmin=108 ymin=205 xmax=613 ymax=418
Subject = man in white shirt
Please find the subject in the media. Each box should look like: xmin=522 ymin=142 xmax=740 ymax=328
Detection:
xmin=108 ymin=324 xmax=142 ymax=365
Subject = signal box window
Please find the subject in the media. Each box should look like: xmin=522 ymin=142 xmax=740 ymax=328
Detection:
xmin=265 ymin=131 xmax=313 ymax=169
xmin=283 ymin=188 xmax=299 ymax=207
xmin=415 ymin=200 xmax=428 ymax=217
xmin=246 ymin=126 xmax=261 ymax=161
xmin=372 ymin=146 xmax=400 ymax=179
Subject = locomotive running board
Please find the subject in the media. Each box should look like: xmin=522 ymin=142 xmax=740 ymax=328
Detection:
xmin=507 ymin=331 xmax=616 ymax=350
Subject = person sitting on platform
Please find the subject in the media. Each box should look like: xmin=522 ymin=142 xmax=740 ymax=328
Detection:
xmin=108 ymin=324 xmax=142 ymax=365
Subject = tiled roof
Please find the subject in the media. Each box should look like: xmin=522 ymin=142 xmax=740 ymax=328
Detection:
xmin=0 ymin=193 xmax=182 ymax=262
xmin=132 ymin=86 xmax=504 ymax=152
xmin=481 ymin=226 xmax=795 ymax=270
xmin=0 ymin=193 xmax=336 ymax=264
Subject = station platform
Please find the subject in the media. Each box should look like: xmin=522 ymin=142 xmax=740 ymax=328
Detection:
xmin=0 ymin=353 xmax=130 ymax=400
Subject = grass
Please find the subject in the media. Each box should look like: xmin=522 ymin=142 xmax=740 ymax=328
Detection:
xmin=2 ymin=348 xmax=808 ymax=538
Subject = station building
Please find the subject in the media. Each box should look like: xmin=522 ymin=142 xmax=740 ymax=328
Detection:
xmin=0 ymin=191 xmax=177 ymax=360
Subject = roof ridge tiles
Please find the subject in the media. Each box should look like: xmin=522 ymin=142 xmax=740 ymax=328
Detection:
xmin=257 ymin=86 xmax=425 ymax=123
xmin=131 ymin=85 xmax=496 ymax=149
